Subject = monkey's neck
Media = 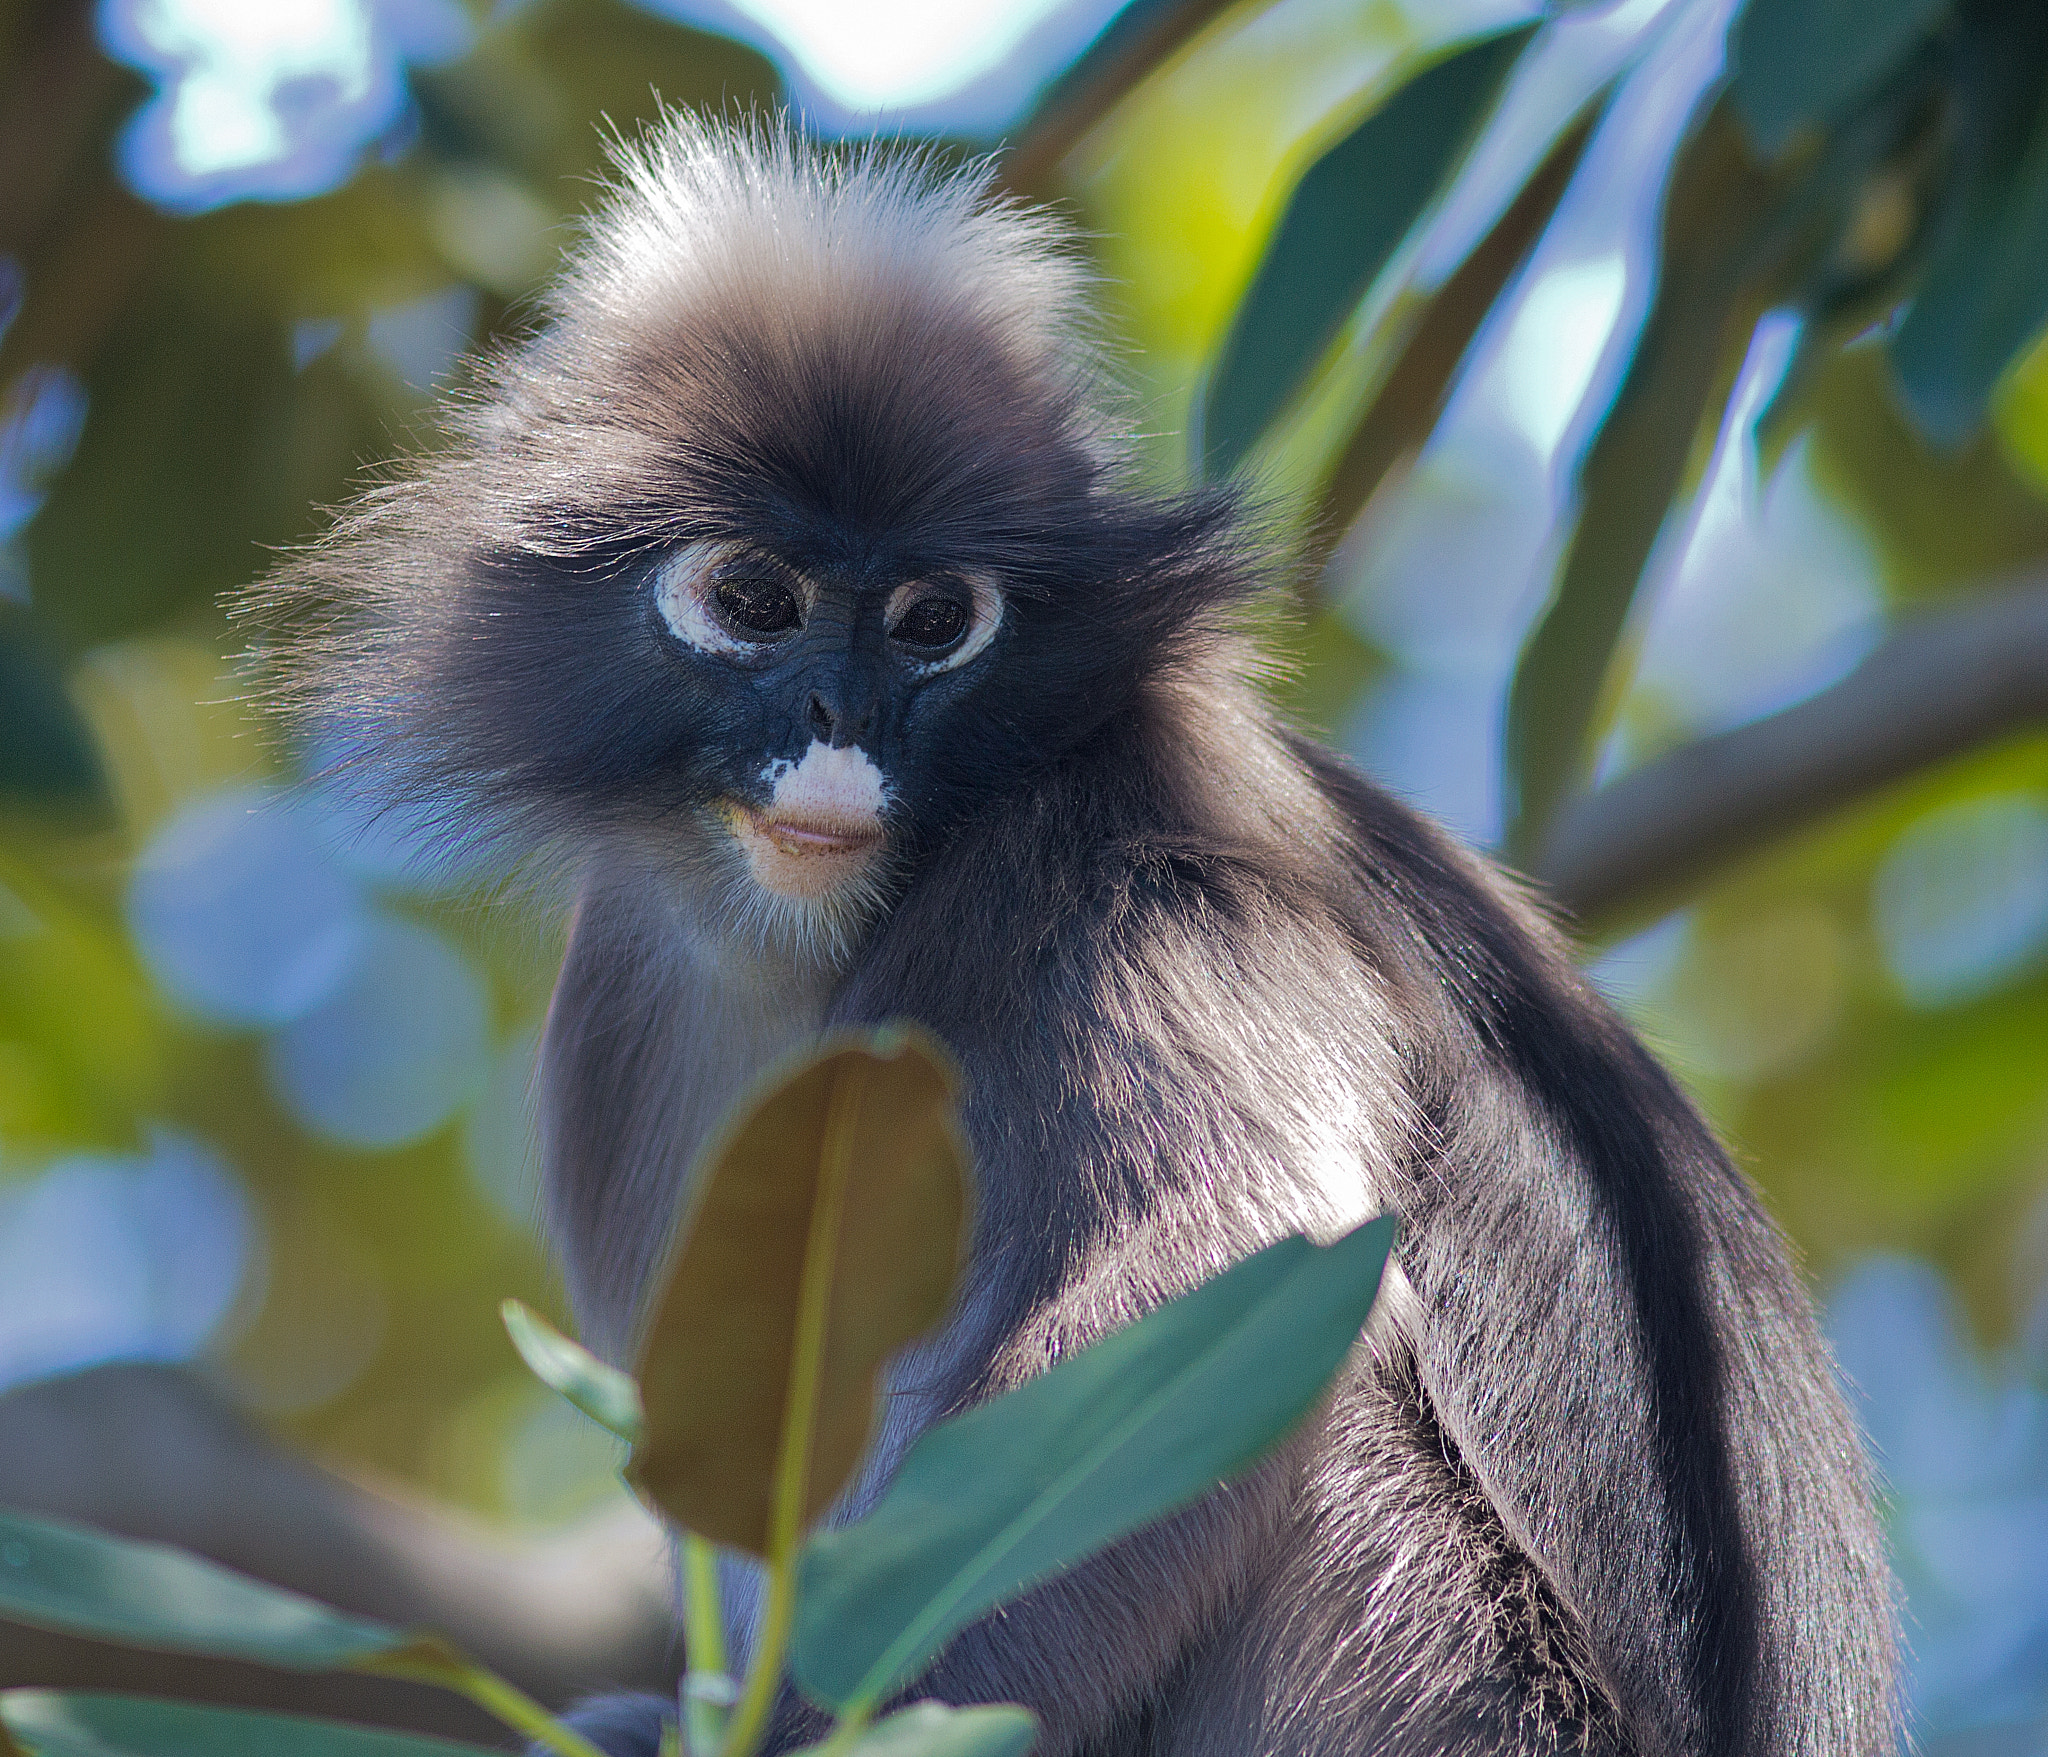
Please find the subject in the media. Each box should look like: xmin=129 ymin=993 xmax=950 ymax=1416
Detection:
xmin=542 ymin=845 xmax=847 ymax=1360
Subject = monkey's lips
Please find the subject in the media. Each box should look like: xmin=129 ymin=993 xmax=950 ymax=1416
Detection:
xmin=729 ymin=805 xmax=884 ymax=900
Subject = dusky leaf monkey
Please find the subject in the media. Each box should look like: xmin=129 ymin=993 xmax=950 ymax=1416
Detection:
xmin=250 ymin=119 xmax=1897 ymax=1757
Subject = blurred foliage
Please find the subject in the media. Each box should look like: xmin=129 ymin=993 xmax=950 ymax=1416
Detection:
xmin=0 ymin=0 xmax=2045 ymax=1745
xmin=0 ymin=0 xmax=778 ymax=1523
xmin=1059 ymin=0 xmax=2048 ymax=1345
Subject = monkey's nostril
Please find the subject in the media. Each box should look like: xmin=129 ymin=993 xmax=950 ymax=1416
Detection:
xmin=808 ymin=693 xmax=835 ymax=739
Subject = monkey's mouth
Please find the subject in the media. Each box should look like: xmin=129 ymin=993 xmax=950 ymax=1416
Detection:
xmin=728 ymin=805 xmax=885 ymax=900
xmin=753 ymin=814 xmax=882 ymax=857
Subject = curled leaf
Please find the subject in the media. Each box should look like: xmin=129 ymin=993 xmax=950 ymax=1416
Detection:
xmin=501 ymin=1299 xmax=644 ymax=1444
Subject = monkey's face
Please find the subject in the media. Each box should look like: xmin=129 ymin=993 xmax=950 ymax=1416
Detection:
xmin=263 ymin=149 xmax=1254 ymax=950
xmin=645 ymin=538 xmax=1007 ymax=913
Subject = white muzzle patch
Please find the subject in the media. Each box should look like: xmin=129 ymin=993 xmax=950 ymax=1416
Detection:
xmin=729 ymin=740 xmax=888 ymax=902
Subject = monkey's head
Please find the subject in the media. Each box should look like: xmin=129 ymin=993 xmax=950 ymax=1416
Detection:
xmin=250 ymin=120 xmax=1259 ymax=957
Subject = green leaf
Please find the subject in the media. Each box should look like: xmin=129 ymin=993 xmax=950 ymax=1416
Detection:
xmin=1504 ymin=99 xmax=1795 ymax=862
xmin=501 ymin=1299 xmax=644 ymax=1444
xmin=791 ymin=1216 xmax=1396 ymax=1713
xmin=1004 ymin=0 xmax=1243 ymax=195
xmin=628 ymin=1028 xmax=971 ymax=1557
xmin=791 ymin=1705 xmax=1037 ymax=1757
xmin=1891 ymin=100 xmax=2048 ymax=448
xmin=355 ymin=1641 xmax=610 ymax=1757
xmin=1200 ymin=24 xmax=1537 ymax=479
xmin=1302 ymin=108 xmax=1597 ymax=578
xmin=445 ymin=0 xmax=780 ymax=195
xmin=0 ymin=1508 xmax=405 ymax=1669
xmin=23 ymin=287 xmax=357 ymax=654
xmin=1730 ymin=0 xmax=1952 ymax=158
xmin=0 ymin=617 xmax=105 ymax=813
xmin=0 ymin=1523 xmax=590 ymax=1752
xmin=0 ymin=1691 xmax=501 ymax=1757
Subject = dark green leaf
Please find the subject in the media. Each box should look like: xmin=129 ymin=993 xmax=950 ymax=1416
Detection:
xmin=0 ymin=1692 xmax=500 ymax=1757
xmin=1891 ymin=101 xmax=2048 ymax=446
xmin=0 ymin=617 xmax=104 ymax=810
xmin=23 ymin=285 xmax=354 ymax=653
xmin=1730 ymin=0 xmax=1952 ymax=158
xmin=1504 ymin=101 xmax=1796 ymax=862
xmin=790 ymin=1704 xmax=1037 ymax=1757
xmin=502 ymin=1299 xmax=643 ymax=1445
xmin=417 ymin=2 xmax=779 ymax=197
xmin=1200 ymin=24 xmax=1537 ymax=478
xmin=1004 ymin=0 xmax=1242 ymax=196
xmin=791 ymin=1216 xmax=1396 ymax=1712
xmin=0 ymin=1508 xmax=406 ymax=1669
xmin=1303 ymin=109 xmax=1597 ymax=580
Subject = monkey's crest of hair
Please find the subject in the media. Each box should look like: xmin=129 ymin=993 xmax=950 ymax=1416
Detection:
xmin=245 ymin=115 xmax=1264 ymax=863
xmin=560 ymin=119 xmax=1105 ymax=437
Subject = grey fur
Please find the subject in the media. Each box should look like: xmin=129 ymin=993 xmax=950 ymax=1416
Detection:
xmin=251 ymin=119 xmax=1899 ymax=1757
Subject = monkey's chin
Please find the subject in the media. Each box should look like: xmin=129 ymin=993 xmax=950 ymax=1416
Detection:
xmin=728 ymin=806 xmax=885 ymax=903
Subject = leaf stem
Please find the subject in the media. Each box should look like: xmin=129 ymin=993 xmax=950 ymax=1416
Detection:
xmin=720 ymin=1553 xmax=796 ymax=1757
xmin=457 ymin=1666 xmax=614 ymax=1757
xmin=683 ymin=1533 xmax=734 ymax=1757
xmin=370 ymin=1648 xmax=613 ymax=1757
xmin=815 ymin=1707 xmax=874 ymax=1756
xmin=718 ymin=1062 xmax=869 ymax=1757
xmin=684 ymin=1534 xmax=730 ymax=1677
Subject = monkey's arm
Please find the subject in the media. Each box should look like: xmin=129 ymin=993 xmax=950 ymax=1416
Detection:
xmin=787 ymin=1208 xmax=1307 ymax=1757
xmin=819 ymin=799 xmax=1397 ymax=1752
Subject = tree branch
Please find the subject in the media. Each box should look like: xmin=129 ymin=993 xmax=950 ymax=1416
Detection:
xmin=0 ymin=1365 xmax=678 ymax=1739
xmin=0 ymin=0 xmax=125 ymax=265
xmin=1534 ymin=574 xmax=2048 ymax=933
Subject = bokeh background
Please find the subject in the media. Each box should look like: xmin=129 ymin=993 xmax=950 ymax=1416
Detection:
xmin=1 ymin=0 xmax=2046 ymax=1748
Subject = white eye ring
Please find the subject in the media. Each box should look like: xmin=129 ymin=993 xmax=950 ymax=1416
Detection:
xmin=886 ymin=575 xmax=1004 ymax=677
xmin=654 ymin=543 xmax=809 ymax=658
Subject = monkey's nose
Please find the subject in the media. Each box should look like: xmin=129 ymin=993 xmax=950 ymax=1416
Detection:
xmin=807 ymin=688 xmax=875 ymax=746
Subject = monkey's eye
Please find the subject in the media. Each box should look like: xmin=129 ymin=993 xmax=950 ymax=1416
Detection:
xmin=714 ymin=577 xmax=804 ymax=639
xmin=891 ymin=595 xmax=968 ymax=650
xmin=882 ymin=575 xmax=1003 ymax=676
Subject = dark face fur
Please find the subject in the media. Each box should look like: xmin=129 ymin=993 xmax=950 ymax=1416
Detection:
xmin=255 ymin=129 xmax=1251 ymax=956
